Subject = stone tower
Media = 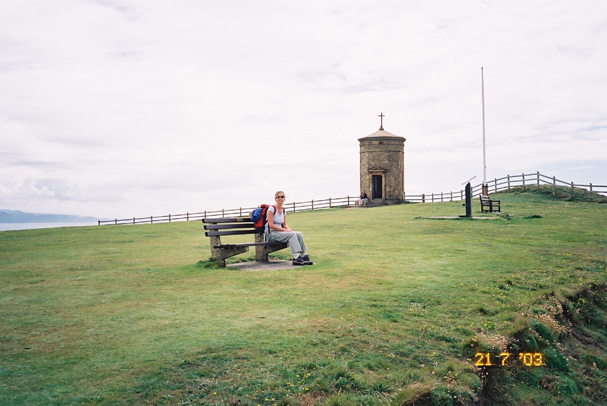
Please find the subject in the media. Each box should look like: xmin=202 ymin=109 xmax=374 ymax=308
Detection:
xmin=358 ymin=119 xmax=406 ymax=205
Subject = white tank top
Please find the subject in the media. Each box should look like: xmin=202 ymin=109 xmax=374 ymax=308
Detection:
xmin=266 ymin=206 xmax=286 ymax=232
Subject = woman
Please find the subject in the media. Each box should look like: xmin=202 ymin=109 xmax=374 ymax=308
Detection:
xmin=357 ymin=191 xmax=369 ymax=206
xmin=266 ymin=191 xmax=312 ymax=266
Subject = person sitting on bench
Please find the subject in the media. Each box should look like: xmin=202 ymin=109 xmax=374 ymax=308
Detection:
xmin=357 ymin=191 xmax=369 ymax=206
xmin=266 ymin=191 xmax=313 ymax=266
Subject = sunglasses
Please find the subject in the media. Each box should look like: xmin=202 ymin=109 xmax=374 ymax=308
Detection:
xmin=275 ymin=195 xmax=285 ymax=199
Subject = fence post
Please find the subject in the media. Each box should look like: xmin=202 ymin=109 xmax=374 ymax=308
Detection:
xmin=522 ymin=173 xmax=526 ymax=191
xmin=422 ymin=194 xmax=425 ymax=203
xmin=553 ymin=176 xmax=556 ymax=197
xmin=222 ymin=209 xmax=225 ymax=218
xmin=98 ymin=220 xmax=101 ymax=225
xmin=507 ymin=174 xmax=510 ymax=190
xmin=329 ymin=197 xmax=332 ymax=208
xmin=150 ymin=216 xmax=153 ymax=224
xmin=115 ymin=219 xmax=118 ymax=225
xmin=187 ymin=212 xmax=189 ymax=221
xmin=450 ymin=191 xmax=453 ymax=201
xmin=204 ymin=210 xmax=207 ymax=218
xmin=495 ymin=178 xmax=497 ymax=193
xmin=293 ymin=202 xmax=296 ymax=212
xmin=133 ymin=217 xmax=135 ymax=225
xmin=312 ymin=200 xmax=314 ymax=210
xmin=589 ymin=183 xmax=593 ymax=192
xmin=169 ymin=214 xmax=171 ymax=223
xmin=441 ymin=192 xmax=443 ymax=202
xmin=571 ymin=181 xmax=574 ymax=198
xmin=536 ymin=171 xmax=540 ymax=191
xmin=347 ymin=196 xmax=350 ymax=206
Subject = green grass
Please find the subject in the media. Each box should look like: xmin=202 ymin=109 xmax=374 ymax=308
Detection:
xmin=1 ymin=189 xmax=606 ymax=405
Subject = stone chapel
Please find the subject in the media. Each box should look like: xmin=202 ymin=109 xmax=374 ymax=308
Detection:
xmin=358 ymin=115 xmax=406 ymax=204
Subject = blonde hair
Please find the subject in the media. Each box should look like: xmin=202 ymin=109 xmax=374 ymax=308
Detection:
xmin=275 ymin=190 xmax=285 ymax=198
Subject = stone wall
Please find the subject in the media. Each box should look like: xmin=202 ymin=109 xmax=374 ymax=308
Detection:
xmin=359 ymin=135 xmax=405 ymax=204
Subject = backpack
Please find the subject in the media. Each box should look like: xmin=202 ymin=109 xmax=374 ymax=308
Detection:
xmin=250 ymin=204 xmax=277 ymax=231
xmin=251 ymin=204 xmax=285 ymax=231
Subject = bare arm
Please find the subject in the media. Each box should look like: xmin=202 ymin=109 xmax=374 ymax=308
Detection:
xmin=282 ymin=212 xmax=292 ymax=231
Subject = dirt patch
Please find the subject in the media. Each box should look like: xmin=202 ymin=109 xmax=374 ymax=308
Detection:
xmin=227 ymin=259 xmax=298 ymax=271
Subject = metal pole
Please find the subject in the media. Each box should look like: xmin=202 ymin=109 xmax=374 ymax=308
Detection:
xmin=481 ymin=67 xmax=488 ymax=195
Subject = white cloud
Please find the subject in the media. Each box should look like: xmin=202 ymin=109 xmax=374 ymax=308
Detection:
xmin=0 ymin=0 xmax=606 ymax=218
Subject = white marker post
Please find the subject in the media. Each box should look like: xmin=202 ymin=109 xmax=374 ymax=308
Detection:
xmin=481 ymin=67 xmax=488 ymax=196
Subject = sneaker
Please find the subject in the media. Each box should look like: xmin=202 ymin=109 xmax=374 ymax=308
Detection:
xmin=293 ymin=256 xmax=307 ymax=266
xmin=301 ymin=254 xmax=313 ymax=265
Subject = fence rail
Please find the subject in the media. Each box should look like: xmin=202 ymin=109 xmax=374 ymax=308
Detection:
xmin=402 ymin=171 xmax=607 ymax=203
xmin=98 ymin=172 xmax=606 ymax=226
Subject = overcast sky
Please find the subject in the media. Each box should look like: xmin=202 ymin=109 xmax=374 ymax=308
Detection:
xmin=1 ymin=0 xmax=606 ymax=219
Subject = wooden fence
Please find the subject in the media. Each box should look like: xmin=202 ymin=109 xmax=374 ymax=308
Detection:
xmin=98 ymin=196 xmax=356 ymax=226
xmin=402 ymin=171 xmax=607 ymax=203
xmin=98 ymin=172 xmax=606 ymax=226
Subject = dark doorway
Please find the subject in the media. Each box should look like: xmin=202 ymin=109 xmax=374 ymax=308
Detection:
xmin=372 ymin=175 xmax=382 ymax=199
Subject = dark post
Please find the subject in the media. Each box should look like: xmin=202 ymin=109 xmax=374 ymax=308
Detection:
xmin=460 ymin=182 xmax=472 ymax=218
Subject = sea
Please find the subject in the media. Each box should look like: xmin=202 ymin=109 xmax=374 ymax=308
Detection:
xmin=0 ymin=221 xmax=99 ymax=232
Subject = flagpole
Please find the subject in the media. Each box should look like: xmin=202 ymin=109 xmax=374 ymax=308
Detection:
xmin=481 ymin=67 xmax=488 ymax=195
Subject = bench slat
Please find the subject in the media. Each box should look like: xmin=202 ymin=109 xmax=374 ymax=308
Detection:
xmin=214 ymin=241 xmax=284 ymax=248
xmin=205 ymin=229 xmax=261 ymax=237
xmin=202 ymin=217 xmax=252 ymax=224
xmin=204 ymin=223 xmax=255 ymax=230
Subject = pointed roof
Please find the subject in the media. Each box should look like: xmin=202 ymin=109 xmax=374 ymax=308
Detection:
xmin=358 ymin=128 xmax=406 ymax=141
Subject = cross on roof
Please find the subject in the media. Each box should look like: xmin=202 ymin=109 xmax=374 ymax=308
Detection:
xmin=378 ymin=112 xmax=385 ymax=130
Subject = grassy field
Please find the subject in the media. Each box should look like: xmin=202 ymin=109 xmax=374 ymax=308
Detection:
xmin=1 ymin=188 xmax=606 ymax=406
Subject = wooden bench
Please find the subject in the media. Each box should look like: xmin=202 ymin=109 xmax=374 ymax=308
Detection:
xmin=480 ymin=195 xmax=501 ymax=213
xmin=202 ymin=217 xmax=289 ymax=267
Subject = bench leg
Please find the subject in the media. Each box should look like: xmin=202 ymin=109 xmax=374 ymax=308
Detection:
xmin=256 ymin=242 xmax=289 ymax=261
xmin=254 ymin=233 xmax=289 ymax=262
xmin=210 ymin=236 xmax=249 ymax=267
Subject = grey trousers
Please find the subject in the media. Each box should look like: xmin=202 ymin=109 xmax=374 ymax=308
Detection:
xmin=266 ymin=230 xmax=307 ymax=255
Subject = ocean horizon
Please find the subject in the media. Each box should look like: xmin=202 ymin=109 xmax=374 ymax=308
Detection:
xmin=0 ymin=221 xmax=99 ymax=232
